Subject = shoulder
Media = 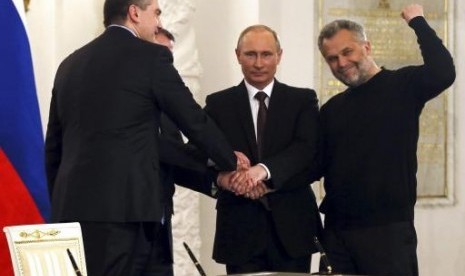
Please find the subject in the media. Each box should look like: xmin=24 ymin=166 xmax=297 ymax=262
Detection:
xmin=104 ymin=28 xmax=172 ymax=62
xmin=206 ymin=85 xmax=241 ymax=103
xmin=275 ymin=82 xmax=316 ymax=96
xmin=273 ymin=82 xmax=318 ymax=106
xmin=75 ymin=28 xmax=171 ymax=63
xmin=320 ymin=90 xmax=346 ymax=114
xmin=371 ymin=67 xmax=420 ymax=90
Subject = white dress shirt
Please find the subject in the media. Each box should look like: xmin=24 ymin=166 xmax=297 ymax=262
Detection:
xmin=243 ymin=80 xmax=273 ymax=180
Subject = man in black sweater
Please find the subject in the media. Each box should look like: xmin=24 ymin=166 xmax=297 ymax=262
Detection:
xmin=317 ymin=4 xmax=455 ymax=276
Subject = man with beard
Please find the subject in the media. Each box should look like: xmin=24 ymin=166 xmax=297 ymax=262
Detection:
xmin=317 ymin=4 xmax=455 ymax=276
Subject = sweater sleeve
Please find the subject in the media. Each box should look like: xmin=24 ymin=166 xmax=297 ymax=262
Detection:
xmin=408 ymin=16 xmax=455 ymax=101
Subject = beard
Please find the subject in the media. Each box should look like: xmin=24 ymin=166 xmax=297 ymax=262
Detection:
xmin=334 ymin=58 xmax=374 ymax=88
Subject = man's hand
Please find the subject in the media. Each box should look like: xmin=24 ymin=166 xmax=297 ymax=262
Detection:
xmin=234 ymin=151 xmax=250 ymax=170
xmin=217 ymin=170 xmax=245 ymax=192
xmin=244 ymin=181 xmax=270 ymax=200
xmin=228 ymin=164 xmax=268 ymax=195
xmin=246 ymin=164 xmax=268 ymax=184
xmin=217 ymin=160 xmax=269 ymax=197
xmin=401 ymin=4 xmax=424 ymax=23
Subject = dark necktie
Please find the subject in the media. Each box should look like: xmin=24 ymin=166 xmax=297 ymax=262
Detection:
xmin=254 ymin=91 xmax=271 ymax=210
xmin=255 ymin=91 xmax=268 ymax=160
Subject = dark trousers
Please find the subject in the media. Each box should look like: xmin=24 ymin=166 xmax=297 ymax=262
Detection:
xmin=320 ymin=220 xmax=418 ymax=276
xmin=134 ymin=220 xmax=173 ymax=276
xmin=226 ymin=213 xmax=311 ymax=274
xmin=80 ymin=221 xmax=173 ymax=276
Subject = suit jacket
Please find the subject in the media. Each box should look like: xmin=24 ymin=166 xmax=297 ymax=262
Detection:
xmin=158 ymin=113 xmax=217 ymax=217
xmin=205 ymin=80 xmax=322 ymax=265
xmin=45 ymin=27 xmax=236 ymax=223
xmin=157 ymin=113 xmax=218 ymax=263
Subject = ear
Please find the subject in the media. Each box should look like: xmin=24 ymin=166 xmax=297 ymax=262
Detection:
xmin=364 ymin=41 xmax=372 ymax=55
xmin=235 ymin=48 xmax=241 ymax=64
xmin=277 ymin=48 xmax=283 ymax=64
xmin=127 ymin=4 xmax=140 ymax=23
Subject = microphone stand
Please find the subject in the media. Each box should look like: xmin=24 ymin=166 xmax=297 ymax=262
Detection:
xmin=183 ymin=242 xmax=207 ymax=276
xmin=66 ymin=248 xmax=83 ymax=276
xmin=314 ymin=236 xmax=333 ymax=275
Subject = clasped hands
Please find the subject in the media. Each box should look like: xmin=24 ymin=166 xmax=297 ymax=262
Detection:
xmin=217 ymin=151 xmax=270 ymax=199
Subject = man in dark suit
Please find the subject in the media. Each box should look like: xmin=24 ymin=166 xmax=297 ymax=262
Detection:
xmin=204 ymin=25 xmax=322 ymax=274
xmin=45 ymin=1 xmax=237 ymax=275
xmin=132 ymin=27 xmax=219 ymax=276
xmin=135 ymin=115 xmax=217 ymax=275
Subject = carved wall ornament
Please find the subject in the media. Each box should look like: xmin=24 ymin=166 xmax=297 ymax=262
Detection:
xmin=24 ymin=0 xmax=30 ymax=12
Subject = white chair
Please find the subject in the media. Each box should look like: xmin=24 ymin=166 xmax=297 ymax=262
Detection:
xmin=3 ymin=222 xmax=87 ymax=276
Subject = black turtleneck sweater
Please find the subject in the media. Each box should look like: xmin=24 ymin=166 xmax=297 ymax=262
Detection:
xmin=319 ymin=16 xmax=456 ymax=228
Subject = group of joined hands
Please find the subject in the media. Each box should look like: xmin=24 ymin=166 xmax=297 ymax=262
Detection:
xmin=216 ymin=151 xmax=271 ymax=200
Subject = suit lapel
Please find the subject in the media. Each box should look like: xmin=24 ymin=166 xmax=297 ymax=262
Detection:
xmin=263 ymin=81 xmax=289 ymax=156
xmin=233 ymin=83 xmax=260 ymax=162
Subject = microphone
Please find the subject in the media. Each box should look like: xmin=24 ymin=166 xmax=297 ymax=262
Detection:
xmin=314 ymin=236 xmax=333 ymax=275
xmin=66 ymin=248 xmax=83 ymax=276
xmin=183 ymin=242 xmax=207 ymax=276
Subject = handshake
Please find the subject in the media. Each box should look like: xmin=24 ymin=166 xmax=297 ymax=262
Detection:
xmin=216 ymin=151 xmax=271 ymax=200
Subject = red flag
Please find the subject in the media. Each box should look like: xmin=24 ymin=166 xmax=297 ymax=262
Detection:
xmin=0 ymin=1 xmax=51 ymax=274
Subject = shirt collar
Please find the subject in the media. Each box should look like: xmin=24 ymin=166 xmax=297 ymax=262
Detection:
xmin=244 ymin=80 xmax=274 ymax=102
xmin=107 ymin=24 xmax=138 ymax=37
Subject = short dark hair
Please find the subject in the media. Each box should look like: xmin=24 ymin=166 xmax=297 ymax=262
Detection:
xmin=156 ymin=27 xmax=175 ymax=42
xmin=103 ymin=0 xmax=152 ymax=27
xmin=317 ymin=19 xmax=367 ymax=52
xmin=236 ymin=24 xmax=281 ymax=51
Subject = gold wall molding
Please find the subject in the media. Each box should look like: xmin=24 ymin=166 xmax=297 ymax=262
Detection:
xmin=24 ymin=0 xmax=30 ymax=12
xmin=19 ymin=229 xmax=60 ymax=240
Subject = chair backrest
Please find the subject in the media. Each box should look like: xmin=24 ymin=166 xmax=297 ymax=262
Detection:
xmin=3 ymin=222 xmax=87 ymax=276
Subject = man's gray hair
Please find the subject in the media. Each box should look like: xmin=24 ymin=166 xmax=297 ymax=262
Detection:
xmin=317 ymin=19 xmax=367 ymax=51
